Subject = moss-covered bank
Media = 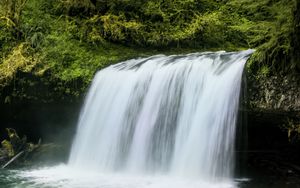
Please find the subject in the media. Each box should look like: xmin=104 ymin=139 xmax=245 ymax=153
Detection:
xmin=0 ymin=0 xmax=299 ymax=103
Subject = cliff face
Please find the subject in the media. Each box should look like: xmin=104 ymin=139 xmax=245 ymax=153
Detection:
xmin=245 ymin=4 xmax=300 ymax=158
xmin=248 ymin=75 xmax=300 ymax=112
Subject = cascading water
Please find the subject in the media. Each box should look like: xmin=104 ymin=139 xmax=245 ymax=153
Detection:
xmin=4 ymin=50 xmax=254 ymax=188
xmin=68 ymin=49 xmax=253 ymax=184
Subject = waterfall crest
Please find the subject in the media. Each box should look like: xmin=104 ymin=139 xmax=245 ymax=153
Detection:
xmin=69 ymin=50 xmax=253 ymax=181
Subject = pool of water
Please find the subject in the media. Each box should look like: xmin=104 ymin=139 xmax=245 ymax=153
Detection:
xmin=0 ymin=164 xmax=244 ymax=188
xmin=1 ymin=164 xmax=299 ymax=188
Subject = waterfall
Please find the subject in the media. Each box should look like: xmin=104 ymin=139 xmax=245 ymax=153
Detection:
xmin=69 ymin=50 xmax=253 ymax=181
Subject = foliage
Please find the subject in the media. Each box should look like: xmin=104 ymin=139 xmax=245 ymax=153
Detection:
xmin=0 ymin=43 xmax=38 ymax=87
xmin=1 ymin=140 xmax=14 ymax=157
xmin=0 ymin=0 xmax=27 ymax=26
xmin=0 ymin=0 xmax=299 ymax=100
xmin=224 ymin=0 xmax=296 ymax=75
xmin=292 ymin=0 xmax=300 ymax=72
xmin=281 ymin=118 xmax=300 ymax=143
xmin=53 ymin=0 xmax=298 ymax=75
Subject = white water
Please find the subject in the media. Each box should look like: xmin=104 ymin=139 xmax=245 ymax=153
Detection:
xmin=15 ymin=164 xmax=240 ymax=188
xmin=69 ymin=50 xmax=253 ymax=181
xmin=13 ymin=50 xmax=253 ymax=188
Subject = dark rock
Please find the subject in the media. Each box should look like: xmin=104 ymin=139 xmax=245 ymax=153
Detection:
xmin=247 ymin=74 xmax=300 ymax=112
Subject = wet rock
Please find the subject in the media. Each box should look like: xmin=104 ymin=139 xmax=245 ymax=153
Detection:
xmin=247 ymin=75 xmax=300 ymax=112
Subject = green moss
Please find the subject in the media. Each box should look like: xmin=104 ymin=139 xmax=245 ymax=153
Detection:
xmin=0 ymin=43 xmax=39 ymax=87
xmin=0 ymin=0 xmax=299 ymax=100
xmin=226 ymin=0 xmax=296 ymax=75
